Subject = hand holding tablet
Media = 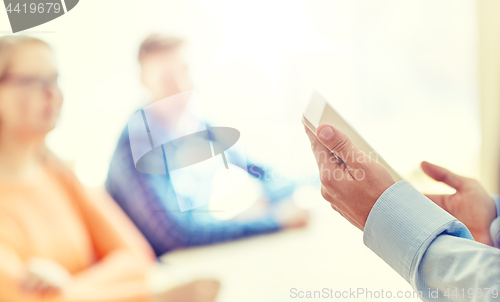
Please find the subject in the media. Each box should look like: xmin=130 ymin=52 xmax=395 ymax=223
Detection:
xmin=302 ymin=91 xmax=403 ymax=182
xmin=302 ymin=91 xmax=396 ymax=230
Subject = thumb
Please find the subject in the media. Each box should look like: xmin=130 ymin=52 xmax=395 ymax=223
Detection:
xmin=421 ymin=161 xmax=464 ymax=190
xmin=316 ymin=124 xmax=358 ymax=158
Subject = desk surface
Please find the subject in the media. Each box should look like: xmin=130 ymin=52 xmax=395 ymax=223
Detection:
xmin=160 ymin=195 xmax=421 ymax=302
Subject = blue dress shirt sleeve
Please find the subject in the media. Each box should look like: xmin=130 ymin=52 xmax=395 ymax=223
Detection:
xmin=106 ymin=126 xmax=288 ymax=256
xmin=364 ymin=181 xmax=500 ymax=301
xmin=491 ymin=196 xmax=500 ymax=248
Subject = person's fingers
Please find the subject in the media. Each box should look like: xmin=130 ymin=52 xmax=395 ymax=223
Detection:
xmin=27 ymin=272 xmax=56 ymax=295
xmin=193 ymin=279 xmax=220 ymax=301
xmin=298 ymin=210 xmax=310 ymax=226
xmin=305 ymin=123 xmax=348 ymax=184
xmin=34 ymin=281 xmax=56 ymax=297
xmin=31 ymin=278 xmax=47 ymax=294
xmin=424 ymin=194 xmax=448 ymax=211
xmin=316 ymin=124 xmax=359 ymax=162
xmin=304 ymin=124 xmax=343 ymax=165
xmin=21 ymin=274 xmax=56 ymax=296
xmin=21 ymin=273 xmax=38 ymax=293
xmin=421 ymin=161 xmax=464 ymax=190
xmin=306 ymin=126 xmax=334 ymax=166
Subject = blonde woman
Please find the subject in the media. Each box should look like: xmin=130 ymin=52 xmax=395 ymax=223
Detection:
xmin=0 ymin=35 xmax=219 ymax=302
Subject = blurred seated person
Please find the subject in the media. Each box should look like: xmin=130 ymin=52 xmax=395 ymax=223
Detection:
xmin=0 ymin=35 xmax=219 ymax=302
xmin=106 ymin=33 xmax=309 ymax=256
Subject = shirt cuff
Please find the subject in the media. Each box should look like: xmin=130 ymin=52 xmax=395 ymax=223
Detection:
xmin=363 ymin=180 xmax=473 ymax=283
xmin=492 ymin=195 xmax=500 ymax=219
xmin=491 ymin=196 xmax=500 ymax=248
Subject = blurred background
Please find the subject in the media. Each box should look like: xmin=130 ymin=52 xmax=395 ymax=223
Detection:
xmin=0 ymin=0 xmax=497 ymax=195
xmin=1 ymin=1 xmax=500 ymax=301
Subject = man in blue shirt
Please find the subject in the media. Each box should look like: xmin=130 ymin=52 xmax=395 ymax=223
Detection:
xmin=106 ymin=34 xmax=309 ymax=257
xmin=304 ymin=123 xmax=499 ymax=302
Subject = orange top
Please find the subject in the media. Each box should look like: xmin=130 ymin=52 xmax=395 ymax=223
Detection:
xmin=0 ymin=156 xmax=156 ymax=302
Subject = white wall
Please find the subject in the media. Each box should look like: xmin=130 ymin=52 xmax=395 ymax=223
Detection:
xmin=0 ymin=0 xmax=480 ymax=192
xmin=478 ymin=0 xmax=500 ymax=194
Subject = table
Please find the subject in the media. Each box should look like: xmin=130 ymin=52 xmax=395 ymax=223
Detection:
xmin=158 ymin=193 xmax=422 ymax=302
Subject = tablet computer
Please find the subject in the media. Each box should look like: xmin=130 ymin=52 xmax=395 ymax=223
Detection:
xmin=302 ymin=91 xmax=403 ymax=182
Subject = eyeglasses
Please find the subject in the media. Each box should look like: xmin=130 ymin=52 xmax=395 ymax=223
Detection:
xmin=0 ymin=73 xmax=60 ymax=93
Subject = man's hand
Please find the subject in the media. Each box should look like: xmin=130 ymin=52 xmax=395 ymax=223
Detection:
xmin=273 ymin=201 xmax=310 ymax=229
xmin=421 ymin=161 xmax=497 ymax=246
xmin=155 ymin=279 xmax=220 ymax=302
xmin=304 ymin=123 xmax=395 ymax=230
xmin=21 ymin=257 xmax=72 ymax=296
